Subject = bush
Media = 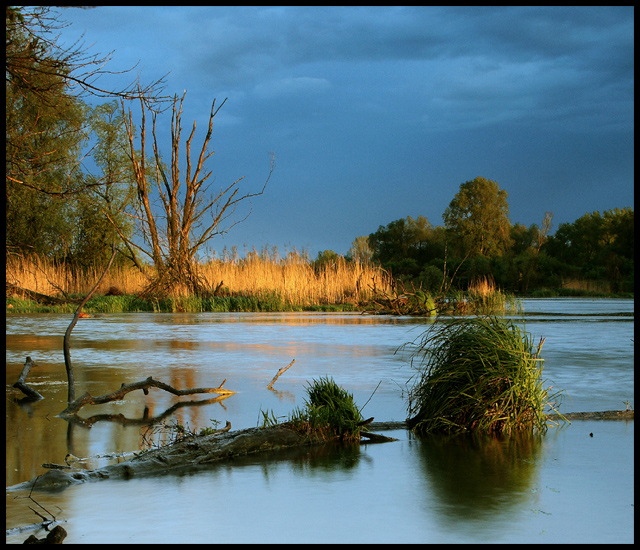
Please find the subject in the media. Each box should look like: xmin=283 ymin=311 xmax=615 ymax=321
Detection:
xmin=405 ymin=316 xmax=564 ymax=435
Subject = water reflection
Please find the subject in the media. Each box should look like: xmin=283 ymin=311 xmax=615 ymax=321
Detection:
xmin=414 ymin=432 xmax=542 ymax=523
xmin=5 ymin=301 xmax=634 ymax=543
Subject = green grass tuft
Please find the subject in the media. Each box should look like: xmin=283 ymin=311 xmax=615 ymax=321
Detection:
xmin=405 ymin=316 xmax=565 ymax=436
xmin=289 ymin=376 xmax=365 ymax=441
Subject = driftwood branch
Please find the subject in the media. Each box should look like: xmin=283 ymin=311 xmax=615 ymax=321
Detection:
xmin=267 ymin=359 xmax=295 ymax=390
xmin=12 ymin=357 xmax=44 ymax=401
xmin=58 ymin=376 xmax=235 ymax=417
xmin=6 ymin=282 xmax=74 ymax=305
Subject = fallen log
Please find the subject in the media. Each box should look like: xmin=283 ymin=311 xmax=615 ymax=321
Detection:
xmin=8 ymin=419 xmax=400 ymax=493
xmin=548 ymin=409 xmax=634 ymax=421
xmin=6 ymin=282 xmax=74 ymax=306
xmin=360 ymin=431 xmax=399 ymax=443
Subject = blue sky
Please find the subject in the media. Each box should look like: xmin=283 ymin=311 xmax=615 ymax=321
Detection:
xmin=55 ymin=6 xmax=634 ymax=258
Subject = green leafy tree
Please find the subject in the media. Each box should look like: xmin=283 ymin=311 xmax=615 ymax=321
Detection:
xmin=346 ymin=236 xmax=373 ymax=264
xmin=71 ymin=101 xmax=140 ymax=268
xmin=6 ymin=7 xmax=90 ymax=258
xmin=314 ymin=250 xmax=341 ymax=271
xmin=443 ymin=177 xmax=511 ymax=257
xmin=6 ymin=6 xmax=166 ymax=266
xmin=368 ymin=215 xmax=434 ymax=267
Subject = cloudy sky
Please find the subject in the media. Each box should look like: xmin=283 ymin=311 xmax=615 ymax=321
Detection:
xmin=56 ymin=6 xmax=633 ymax=258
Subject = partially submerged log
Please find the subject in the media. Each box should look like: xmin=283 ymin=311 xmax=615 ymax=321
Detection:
xmin=548 ymin=409 xmax=634 ymax=421
xmin=9 ymin=422 xmax=397 ymax=493
xmin=8 ymin=409 xmax=631 ymax=493
xmin=370 ymin=409 xmax=634 ymax=431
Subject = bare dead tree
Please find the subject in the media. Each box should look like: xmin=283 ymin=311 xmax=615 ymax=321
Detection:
xmin=537 ymin=211 xmax=554 ymax=253
xmin=120 ymin=91 xmax=274 ymax=296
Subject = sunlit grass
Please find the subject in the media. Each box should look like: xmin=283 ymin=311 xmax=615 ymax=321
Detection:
xmin=466 ymin=276 xmax=522 ymax=315
xmin=6 ymin=250 xmax=393 ymax=311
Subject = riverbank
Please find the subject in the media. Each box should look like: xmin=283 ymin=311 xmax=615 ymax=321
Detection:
xmin=5 ymin=292 xmax=361 ymax=314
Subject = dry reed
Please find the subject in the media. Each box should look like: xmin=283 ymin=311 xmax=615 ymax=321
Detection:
xmin=6 ymin=251 xmax=393 ymax=307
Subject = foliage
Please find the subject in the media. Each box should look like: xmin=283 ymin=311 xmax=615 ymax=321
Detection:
xmin=346 ymin=235 xmax=374 ymax=264
xmin=6 ymin=7 xmax=159 ymax=270
xmin=363 ymin=203 xmax=632 ymax=296
xmin=313 ymin=249 xmax=341 ymax=271
xmin=368 ymin=215 xmax=437 ymax=268
xmin=289 ymin=376 xmax=365 ymax=441
xmin=405 ymin=316 xmax=565 ymax=435
xmin=6 ymin=8 xmax=90 ymax=259
xmin=443 ymin=177 xmax=511 ymax=258
xmin=542 ymin=208 xmax=634 ymax=293
xmin=258 ymin=409 xmax=284 ymax=429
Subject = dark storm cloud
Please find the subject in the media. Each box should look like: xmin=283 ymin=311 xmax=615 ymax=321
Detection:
xmin=55 ymin=6 xmax=634 ymax=256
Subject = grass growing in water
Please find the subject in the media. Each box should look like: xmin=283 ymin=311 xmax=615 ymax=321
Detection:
xmin=405 ymin=316 xmax=565 ymax=436
xmin=289 ymin=376 xmax=365 ymax=441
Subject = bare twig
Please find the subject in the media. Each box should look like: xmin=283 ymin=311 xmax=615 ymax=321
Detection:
xmin=360 ymin=380 xmax=382 ymax=412
xmin=267 ymin=359 xmax=295 ymax=390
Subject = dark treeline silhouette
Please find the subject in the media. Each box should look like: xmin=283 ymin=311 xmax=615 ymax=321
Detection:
xmin=351 ymin=178 xmax=633 ymax=296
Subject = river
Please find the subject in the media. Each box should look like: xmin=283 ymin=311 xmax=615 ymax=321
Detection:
xmin=5 ymin=298 xmax=634 ymax=543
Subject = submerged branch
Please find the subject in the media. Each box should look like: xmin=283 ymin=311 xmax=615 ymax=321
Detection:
xmin=64 ymin=244 xmax=117 ymax=404
xmin=267 ymin=359 xmax=295 ymax=390
xmin=58 ymin=376 xmax=235 ymax=417
xmin=12 ymin=357 xmax=44 ymax=401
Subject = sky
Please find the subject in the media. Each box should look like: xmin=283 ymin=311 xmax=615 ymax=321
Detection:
xmin=54 ymin=6 xmax=634 ymax=258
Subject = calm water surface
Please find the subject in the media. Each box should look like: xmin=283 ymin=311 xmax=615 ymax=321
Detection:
xmin=5 ymin=298 xmax=634 ymax=543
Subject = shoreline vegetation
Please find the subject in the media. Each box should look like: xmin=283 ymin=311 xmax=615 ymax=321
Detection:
xmin=5 ymin=252 xmax=632 ymax=315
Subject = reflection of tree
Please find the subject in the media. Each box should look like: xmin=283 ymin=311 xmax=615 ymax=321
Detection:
xmin=63 ymin=394 xmax=231 ymax=429
xmin=414 ymin=432 xmax=543 ymax=524
xmin=62 ymin=395 xmax=232 ymax=467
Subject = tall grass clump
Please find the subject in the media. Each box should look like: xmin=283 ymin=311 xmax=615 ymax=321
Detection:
xmin=289 ymin=376 xmax=365 ymax=441
xmin=405 ymin=316 xmax=564 ymax=436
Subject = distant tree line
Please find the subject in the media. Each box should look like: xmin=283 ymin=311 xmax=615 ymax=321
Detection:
xmin=344 ymin=177 xmax=633 ymax=295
